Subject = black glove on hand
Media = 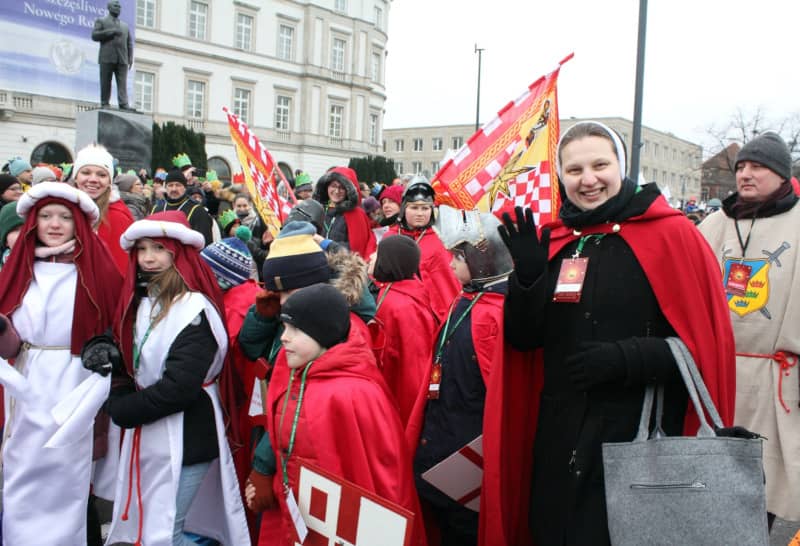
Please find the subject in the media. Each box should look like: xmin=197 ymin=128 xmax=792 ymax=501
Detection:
xmin=81 ymin=334 xmax=123 ymax=377
xmin=565 ymin=341 xmax=627 ymax=391
xmin=498 ymin=206 xmax=550 ymax=287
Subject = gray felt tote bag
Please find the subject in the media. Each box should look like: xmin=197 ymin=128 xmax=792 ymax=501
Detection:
xmin=602 ymin=337 xmax=768 ymax=546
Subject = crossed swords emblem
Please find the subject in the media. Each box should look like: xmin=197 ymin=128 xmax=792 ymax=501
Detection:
xmin=723 ymin=241 xmax=791 ymax=319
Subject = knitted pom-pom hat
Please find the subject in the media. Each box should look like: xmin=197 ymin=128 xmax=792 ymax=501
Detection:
xmin=200 ymin=229 xmax=254 ymax=287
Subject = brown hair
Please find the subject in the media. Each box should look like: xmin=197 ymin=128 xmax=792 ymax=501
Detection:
xmin=93 ymin=186 xmax=111 ymax=229
xmin=558 ymin=122 xmax=619 ymax=165
xmin=146 ymin=266 xmax=189 ymax=326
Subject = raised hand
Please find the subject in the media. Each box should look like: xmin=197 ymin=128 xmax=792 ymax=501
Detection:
xmin=498 ymin=206 xmax=550 ymax=286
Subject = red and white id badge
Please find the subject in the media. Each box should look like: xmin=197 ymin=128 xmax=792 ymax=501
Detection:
xmin=553 ymin=258 xmax=589 ymax=303
xmin=285 ymin=486 xmax=308 ymax=543
xmin=726 ymin=262 xmax=752 ymax=296
xmin=428 ymin=362 xmax=442 ymax=399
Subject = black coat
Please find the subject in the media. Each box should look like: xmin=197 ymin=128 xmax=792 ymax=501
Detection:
xmin=107 ymin=311 xmax=219 ymax=466
xmin=504 ymin=189 xmax=689 ymax=546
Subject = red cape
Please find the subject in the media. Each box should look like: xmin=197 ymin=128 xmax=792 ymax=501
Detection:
xmin=479 ymin=194 xmax=736 ymax=546
xmin=374 ymin=278 xmax=438 ymax=452
xmin=97 ymin=199 xmax=134 ymax=274
xmin=266 ymin=318 xmax=426 ymax=545
xmin=342 ymin=207 xmax=377 ymax=260
xmin=386 ymin=225 xmax=461 ymax=322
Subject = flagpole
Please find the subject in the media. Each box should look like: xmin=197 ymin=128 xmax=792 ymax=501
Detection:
xmin=474 ymin=44 xmax=484 ymax=131
xmin=629 ymin=0 xmax=648 ymax=181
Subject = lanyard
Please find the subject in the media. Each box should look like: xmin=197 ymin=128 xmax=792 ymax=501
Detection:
xmin=324 ymin=208 xmax=336 ymax=237
xmin=734 ymin=216 xmax=756 ymax=258
xmin=434 ymin=292 xmax=483 ymax=363
xmin=375 ymin=283 xmax=393 ymax=312
xmin=279 ymin=361 xmax=313 ymax=488
xmin=414 ymin=228 xmax=427 ymax=243
xmin=268 ymin=334 xmax=282 ymax=364
xmin=571 ymin=234 xmax=606 ymax=258
xmin=132 ymin=323 xmax=155 ymax=372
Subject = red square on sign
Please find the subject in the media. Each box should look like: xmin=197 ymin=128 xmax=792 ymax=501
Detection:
xmin=309 ymin=486 xmax=328 ymax=521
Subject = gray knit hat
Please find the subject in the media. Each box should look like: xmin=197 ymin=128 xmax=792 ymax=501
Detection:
xmin=735 ymin=132 xmax=792 ymax=181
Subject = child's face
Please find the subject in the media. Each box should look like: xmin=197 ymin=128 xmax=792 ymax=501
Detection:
xmin=280 ymin=323 xmax=324 ymax=369
xmin=450 ymin=249 xmax=472 ymax=285
xmin=136 ymin=238 xmax=174 ymax=273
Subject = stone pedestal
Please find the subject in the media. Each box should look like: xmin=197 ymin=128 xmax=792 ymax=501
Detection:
xmin=76 ymin=109 xmax=153 ymax=172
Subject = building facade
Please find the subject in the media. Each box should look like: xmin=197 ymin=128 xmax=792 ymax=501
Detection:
xmin=0 ymin=0 xmax=389 ymax=182
xmin=384 ymin=116 xmax=703 ymax=207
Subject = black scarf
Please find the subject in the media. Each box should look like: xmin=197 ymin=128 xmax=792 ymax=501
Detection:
xmin=722 ymin=180 xmax=798 ymax=220
xmin=558 ymin=177 xmax=638 ymax=228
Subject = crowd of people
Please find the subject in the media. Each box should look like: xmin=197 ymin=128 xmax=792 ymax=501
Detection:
xmin=0 ymin=123 xmax=796 ymax=546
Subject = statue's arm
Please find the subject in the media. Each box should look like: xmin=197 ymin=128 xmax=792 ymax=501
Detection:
xmin=91 ymin=19 xmax=116 ymax=42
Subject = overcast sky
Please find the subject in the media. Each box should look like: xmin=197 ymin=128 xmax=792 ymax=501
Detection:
xmin=383 ymin=0 xmax=800 ymax=151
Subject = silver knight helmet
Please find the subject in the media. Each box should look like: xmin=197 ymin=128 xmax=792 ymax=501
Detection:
xmin=433 ymin=205 xmax=513 ymax=283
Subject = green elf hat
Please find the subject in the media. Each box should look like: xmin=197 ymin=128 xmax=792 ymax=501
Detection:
xmin=172 ymin=153 xmax=193 ymax=169
xmin=204 ymin=170 xmax=219 ymax=182
xmin=60 ymin=162 xmax=73 ymax=180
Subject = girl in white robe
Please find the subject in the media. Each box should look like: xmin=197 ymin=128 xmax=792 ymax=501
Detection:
xmin=105 ymin=211 xmax=249 ymax=546
xmin=0 ymin=182 xmax=123 ymax=545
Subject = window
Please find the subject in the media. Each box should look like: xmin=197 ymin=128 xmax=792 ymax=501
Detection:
xmin=331 ymin=37 xmax=346 ymax=72
xmin=452 ymin=136 xmax=463 ymax=149
xmin=329 ymin=104 xmax=344 ymax=138
xmin=134 ymin=71 xmax=155 ymax=113
xmin=208 ymin=157 xmax=231 ymax=185
xmin=432 ymin=137 xmax=443 ymax=151
xmin=431 ymin=161 xmax=440 ymax=173
xmin=382 ymin=140 xmax=386 ymax=152
xmin=652 ymin=168 xmax=658 ymax=181
xmin=662 ymin=171 xmax=667 ymax=184
xmin=413 ymin=138 xmax=423 ymax=152
xmin=371 ymin=52 xmax=381 ymax=82
xmin=334 ymin=0 xmax=347 ymax=13
xmin=394 ymin=139 xmax=404 ymax=152
xmin=374 ymin=6 xmax=383 ymax=30
xmin=136 ymin=0 xmax=155 ymax=27
xmin=412 ymin=161 xmax=423 ymax=174
xmin=189 ymin=1 xmax=207 ymax=40
xmin=642 ymin=166 xmax=649 ymax=179
xmin=186 ymin=79 xmax=205 ymax=118
xmin=275 ymin=95 xmax=291 ymax=131
xmin=653 ymin=143 xmax=659 ymax=158
xmin=663 ymin=146 xmax=669 ymax=160
xmin=395 ymin=161 xmax=403 ymax=174
xmin=369 ymin=113 xmax=379 ymax=145
xmin=235 ymin=13 xmax=254 ymax=51
xmin=277 ymin=24 xmax=294 ymax=61
xmin=673 ymin=149 xmax=677 ymax=161
xmin=233 ymin=87 xmax=251 ymax=124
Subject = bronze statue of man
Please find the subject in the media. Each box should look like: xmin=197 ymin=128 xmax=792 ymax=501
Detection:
xmin=91 ymin=0 xmax=133 ymax=110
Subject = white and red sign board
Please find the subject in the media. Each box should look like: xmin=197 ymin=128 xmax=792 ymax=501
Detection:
xmin=295 ymin=460 xmax=414 ymax=546
xmin=421 ymin=435 xmax=483 ymax=512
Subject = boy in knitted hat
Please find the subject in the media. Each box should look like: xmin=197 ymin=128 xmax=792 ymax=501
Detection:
xmin=6 ymin=157 xmax=32 ymax=187
xmin=253 ymin=283 xmax=423 ymax=546
xmin=0 ymin=200 xmax=23 ymax=269
xmin=699 ymin=131 xmax=800 ymax=528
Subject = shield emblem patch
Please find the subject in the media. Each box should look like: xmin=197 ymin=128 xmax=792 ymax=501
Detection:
xmin=723 ymin=258 xmax=770 ymax=317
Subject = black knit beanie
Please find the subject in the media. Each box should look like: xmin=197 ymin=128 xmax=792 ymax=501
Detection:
xmin=280 ymin=283 xmax=350 ymax=348
xmin=735 ymin=132 xmax=792 ymax=181
xmin=164 ymin=168 xmax=187 ymax=186
xmin=373 ymin=235 xmax=421 ymax=282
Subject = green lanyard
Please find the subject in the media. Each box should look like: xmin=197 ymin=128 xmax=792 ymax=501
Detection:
xmin=132 ymin=323 xmax=155 ymax=371
xmin=324 ymin=209 xmax=336 ymax=237
xmin=434 ymin=292 xmax=483 ymax=363
xmin=572 ymin=234 xmax=606 ymax=258
xmin=279 ymin=361 xmax=313 ymax=489
xmin=375 ymin=283 xmax=393 ymax=313
xmin=268 ymin=334 xmax=282 ymax=364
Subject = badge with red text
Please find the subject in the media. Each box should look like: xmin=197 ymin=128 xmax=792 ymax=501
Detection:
xmin=428 ymin=362 xmax=442 ymax=399
xmin=725 ymin=262 xmax=752 ymax=296
xmin=553 ymin=258 xmax=588 ymax=303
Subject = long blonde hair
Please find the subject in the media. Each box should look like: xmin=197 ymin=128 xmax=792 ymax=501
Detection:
xmin=146 ymin=266 xmax=189 ymax=326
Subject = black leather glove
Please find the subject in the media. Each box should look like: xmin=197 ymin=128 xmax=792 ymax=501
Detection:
xmin=498 ymin=206 xmax=550 ymax=287
xmin=565 ymin=341 xmax=627 ymax=391
xmin=81 ymin=334 xmax=122 ymax=377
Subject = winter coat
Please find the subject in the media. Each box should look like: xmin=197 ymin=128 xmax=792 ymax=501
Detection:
xmin=120 ymin=190 xmax=150 ymax=221
xmin=266 ymin=320 xmax=425 ymax=546
xmin=98 ymin=198 xmax=134 ymax=274
xmin=313 ymin=174 xmax=376 ymax=259
xmin=152 ymin=196 xmax=215 ymax=246
xmin=699 ymin=194 xmax=800 ymax=520
xmin=385 ymin=225 xmax=462 ymax=322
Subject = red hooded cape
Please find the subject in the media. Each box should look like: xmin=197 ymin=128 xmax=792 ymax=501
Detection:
xmin=0 ymin=196 xmax=122 ymax=355
xmin=386 ymin=225 xmax=461 ymax=322
xmin=97 ymin=199 xmax=134 ymax=274
xmin=374 ymin=278 xmax=438 ymax=452
xmin=330 ymin=167 xmax=377 ymax=260
xmin=478 ymin=194 xmax=736 ymax=546
xmin=266 ymin=317 xmax=426 ymax=546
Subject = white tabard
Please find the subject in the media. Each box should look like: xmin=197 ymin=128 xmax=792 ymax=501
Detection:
xmin=105 ymin=292 xmax=250 ymax=546
xmin=2 ymin=261 xmax=111 ymax=545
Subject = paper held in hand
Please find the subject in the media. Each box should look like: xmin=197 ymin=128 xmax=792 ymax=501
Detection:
xmin=421 ymin=435 xmax=484 ymax=512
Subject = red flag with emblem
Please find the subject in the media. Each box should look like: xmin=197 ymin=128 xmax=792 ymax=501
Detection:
xmin=224 ymin=107 xmax=296 ymax=235
xmin=431 ymin=54 xmax=572 ymax=225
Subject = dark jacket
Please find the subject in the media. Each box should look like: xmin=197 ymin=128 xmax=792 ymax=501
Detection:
xmin=505 ymin=189 xmax=688 ymax=546
xmin=151 ymin=196 xmax=214 ymax=246
xmin=91 ymin=15 xmax=132 ymax=65
xmin=106 ymin=311 xmax=219 ymax=466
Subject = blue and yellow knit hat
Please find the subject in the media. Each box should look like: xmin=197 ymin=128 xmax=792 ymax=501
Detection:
xmin=261 ymin=221 xmax=330 ymax=291
xmin=200 ymin=227 xmax=253 ymax=287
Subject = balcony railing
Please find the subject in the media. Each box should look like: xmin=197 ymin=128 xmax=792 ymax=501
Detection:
xmin=186 ymin=118 xmax=206 ymax=131
xmin=331 ymin=70 xmax=346 ymax=82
